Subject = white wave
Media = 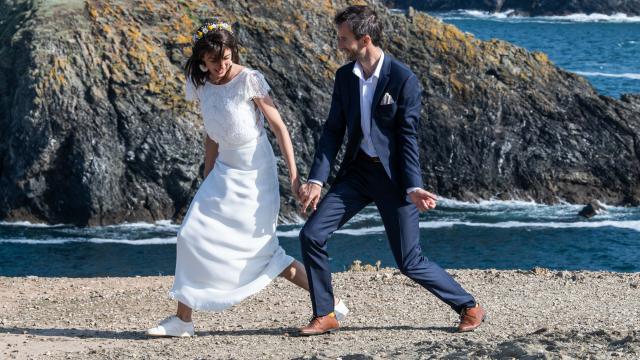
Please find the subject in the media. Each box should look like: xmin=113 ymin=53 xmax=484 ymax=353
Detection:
xmin=439 ymin=197 xmax=547 ymax=209
xmin=276 ymin=228 xmax=302 ymax=238
xmin=0 ymin=220 xmax=180 ymax=230
xmin=278 ymin=225 xmax=386 ymax=238
xmin=419 ymin=220 xmax=640 ymax=231
xmin=88 ymin=237 xmax=177 ymax=245
xmin=333 ymin=220 xmax=640 ymax=232
xmin=335 ymin=226 xmax=386 ymax=236
xmin=464 ymin=9 xmax=515 ymax=19
xmin=0 ymin=221 xmax=67 ymax=228
xmin=436 ymin=10 xmax=640 ymax=23
xmin=574 ymin=71 xmax=640 ymax=80
xmin=0 ymin=237 xmax=177 ymax=245
xmin=544 ymin=13 xmax=640 ymax=23
xmin=3 ymin=218 xmax=639 ymax=244
xmin=436 ymin=198 xmax=638 ymax=216
xmin=103 ymin=220 xmax=179 ymax=229
xmin=279 ymin=219 xmax=640 ymax=237
xmin=419 ymin=221 xmax=459 ymax=229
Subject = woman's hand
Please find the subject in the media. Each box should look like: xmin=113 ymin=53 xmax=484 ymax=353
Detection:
xmin=290 ymin=176 xmax=302 ymax=201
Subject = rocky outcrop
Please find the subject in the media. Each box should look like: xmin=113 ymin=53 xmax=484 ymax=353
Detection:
xmin=1 ymin=0 xmax=639 ymax=226
xmin=578 ymin=200 xmax=607 ymax=218
xmin=386 ymin=0 xmax=640 ymax=16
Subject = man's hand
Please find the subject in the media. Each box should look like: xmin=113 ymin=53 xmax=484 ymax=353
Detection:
xmin=298 ymin=182 xmax=322 ymax=215
xmin=408 ymin=189 xmax=437 ymax=212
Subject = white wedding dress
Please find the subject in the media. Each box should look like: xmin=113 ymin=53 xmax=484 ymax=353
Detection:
xmin=169 ymin=68 xmax=294 ymax=311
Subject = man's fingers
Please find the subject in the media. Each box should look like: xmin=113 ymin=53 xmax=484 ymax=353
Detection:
xmin=421 ymin=190 xmax=437 ymax=201
xmin=301 ymin=195 xmax=313 ymax=214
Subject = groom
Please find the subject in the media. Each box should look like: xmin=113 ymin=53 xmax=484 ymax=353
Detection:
xmin=297 ymin=5 xmax=485 ymax=335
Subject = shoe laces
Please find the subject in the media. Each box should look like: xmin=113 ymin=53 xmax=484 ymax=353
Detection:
xmin=460 ymin=305 xmax=480 ymax=320
xmin=308 ymin=312 xmax=335 ymax=326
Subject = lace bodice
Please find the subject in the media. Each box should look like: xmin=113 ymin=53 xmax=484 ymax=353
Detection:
xmin=186 ymin=68 xmax=271 ymax=149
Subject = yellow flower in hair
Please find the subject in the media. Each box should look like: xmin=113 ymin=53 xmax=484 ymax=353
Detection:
xmin=197 ymin=31 xmax=203 ymax=37
xmin=207 ymin=24 xmax=214 ymax=30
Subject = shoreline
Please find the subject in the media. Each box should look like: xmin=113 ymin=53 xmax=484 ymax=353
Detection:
xmin=2 ymin=268 xmax=639 ymax=359
xmin=1 ymin=198 xmax=638 ymax=228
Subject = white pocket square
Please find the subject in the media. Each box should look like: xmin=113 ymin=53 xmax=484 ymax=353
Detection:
xmin=380 ymin=92 xmax=395 ymax=105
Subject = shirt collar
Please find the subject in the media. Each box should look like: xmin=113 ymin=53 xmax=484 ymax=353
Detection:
xmin=352 ymin=51 xmax=385 ymax=81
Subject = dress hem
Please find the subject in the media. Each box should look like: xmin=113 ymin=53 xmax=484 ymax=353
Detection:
xmin=169 ymin=255 xmax=295 ymax=312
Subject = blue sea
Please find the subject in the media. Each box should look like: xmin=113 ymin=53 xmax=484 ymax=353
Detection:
xmin=433 ymin=10 xmax=640 ymax=97
xmin=1 ymin=12 xmax=639 ymax=277
xmin=2 ymin=199 xmax=639 ymax=276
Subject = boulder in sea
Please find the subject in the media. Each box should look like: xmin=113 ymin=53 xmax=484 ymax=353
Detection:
xmin=578 ymin=200 xmax=607 ymax=218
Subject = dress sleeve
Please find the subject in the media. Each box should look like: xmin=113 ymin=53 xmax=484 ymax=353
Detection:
xmin=246 ymin=70 xmax=271 ymax=100
xmin=185 ymin=77 xmax=198 ymax=101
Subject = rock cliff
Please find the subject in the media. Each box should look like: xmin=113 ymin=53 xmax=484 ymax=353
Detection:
xmin=1 ymin=0 xmax=638 ymax=226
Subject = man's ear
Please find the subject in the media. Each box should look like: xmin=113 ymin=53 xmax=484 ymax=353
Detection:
xmin=362 ymin=34 xmax=372 ymax=46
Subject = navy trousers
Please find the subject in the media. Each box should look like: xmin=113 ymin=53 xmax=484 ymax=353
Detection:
xmin=300 ymin=157 xmax=476 ymax=317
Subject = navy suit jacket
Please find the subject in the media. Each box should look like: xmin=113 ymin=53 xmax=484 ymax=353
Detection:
xmin=309 ymin=54 xmax=424 ymax=191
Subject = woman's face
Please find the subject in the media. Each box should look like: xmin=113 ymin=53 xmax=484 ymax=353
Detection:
xmin=202 ymin=48 xmax=233 ymax=78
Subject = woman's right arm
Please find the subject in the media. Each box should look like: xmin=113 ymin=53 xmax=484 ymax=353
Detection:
xmin=204 ymin=135 xmax=219 ymax=178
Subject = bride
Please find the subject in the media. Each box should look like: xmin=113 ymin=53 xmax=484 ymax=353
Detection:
xmin=146 ymin=20 xmax=348 ymax=337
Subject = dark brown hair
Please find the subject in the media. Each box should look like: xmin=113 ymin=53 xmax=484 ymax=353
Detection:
xmin=185 ymin=25 xmax=240 ymax=87
xmin=334 ymin=5 xmax=383 ymax=46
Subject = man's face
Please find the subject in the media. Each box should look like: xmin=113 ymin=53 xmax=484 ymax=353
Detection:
xmin=337 ymin=22 xmax=366 ymax=61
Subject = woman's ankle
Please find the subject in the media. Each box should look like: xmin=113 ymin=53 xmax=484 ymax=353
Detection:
xmin=176 ymin=314 xmax=192 ymax=322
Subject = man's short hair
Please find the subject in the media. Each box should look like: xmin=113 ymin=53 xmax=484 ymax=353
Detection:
xmin=334 ymin=5 xmax=383 ymax=46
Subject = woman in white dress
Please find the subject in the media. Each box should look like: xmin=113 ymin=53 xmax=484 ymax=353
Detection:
xmin=146 ymin=21 xmax=347 ymax=337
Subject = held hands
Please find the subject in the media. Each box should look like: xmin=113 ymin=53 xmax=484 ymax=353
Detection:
xmin=298 ymin=182 xmax=322 ymax=215
xmin=409 ymin=189 xmax=438 ymax=212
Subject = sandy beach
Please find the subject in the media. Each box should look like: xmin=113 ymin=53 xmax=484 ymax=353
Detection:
xmin=1 ymin=268 xmax=639 ymax=359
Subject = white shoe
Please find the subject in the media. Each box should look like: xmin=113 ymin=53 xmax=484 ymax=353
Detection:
xmin=334 ymin=299 xmax=349 ymax=321
xmin=146 ymin=316 xmax=194 ymax=337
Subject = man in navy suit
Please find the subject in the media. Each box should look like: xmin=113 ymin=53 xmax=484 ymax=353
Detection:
xmin=297 ymin=5 xmax=485 ymax=335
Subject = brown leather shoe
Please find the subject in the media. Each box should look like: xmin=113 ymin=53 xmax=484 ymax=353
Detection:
xmin=298 ymin=313 xmax=339 ymax=336
xmin=458 ymin=304 xmax=486 ymax=332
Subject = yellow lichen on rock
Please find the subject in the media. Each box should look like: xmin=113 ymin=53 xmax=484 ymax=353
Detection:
xmin=533 ymin=51 xmax=549 ymax=65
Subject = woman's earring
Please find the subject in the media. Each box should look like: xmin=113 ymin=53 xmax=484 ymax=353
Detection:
xmin=199 ymin=64 xmax=208 ymax=72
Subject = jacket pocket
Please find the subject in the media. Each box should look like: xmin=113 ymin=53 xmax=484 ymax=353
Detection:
xmin=374 ymin=103 xmax=397 ymax=127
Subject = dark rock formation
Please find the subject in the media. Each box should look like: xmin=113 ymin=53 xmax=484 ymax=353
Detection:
xmin=1 ymin=0 xmax=639 ymax=226
xmin=578 ymin=200 xmax=607 ymax=218
xmin=386 ymin=0 xmax=640 ymax=16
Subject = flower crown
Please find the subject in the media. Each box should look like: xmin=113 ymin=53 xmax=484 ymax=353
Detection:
xmin=192 ymin=21 xmax=233 ymax=43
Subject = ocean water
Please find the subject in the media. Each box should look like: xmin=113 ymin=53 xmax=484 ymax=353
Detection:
xmin=1 ymin=199 xmax=639 ymax=276
xmin=1 ymin=12 xmax=639 ymax=277
xmin=432 ymin=11 xmax=640 ymax=98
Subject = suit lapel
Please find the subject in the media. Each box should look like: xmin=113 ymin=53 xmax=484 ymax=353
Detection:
xmin=370 ymin=55 xmax=392 ymax=117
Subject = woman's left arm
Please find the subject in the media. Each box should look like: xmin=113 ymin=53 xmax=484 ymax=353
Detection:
xmin=254 ymin=96 xmax=300 ymax=197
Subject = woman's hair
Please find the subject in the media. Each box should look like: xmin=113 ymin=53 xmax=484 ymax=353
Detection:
xmin=185 ymin=21 xmax=240 ymax=87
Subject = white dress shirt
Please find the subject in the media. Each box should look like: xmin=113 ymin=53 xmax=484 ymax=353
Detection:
xmin=352 ymin=51 xmax=384 ymax=157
